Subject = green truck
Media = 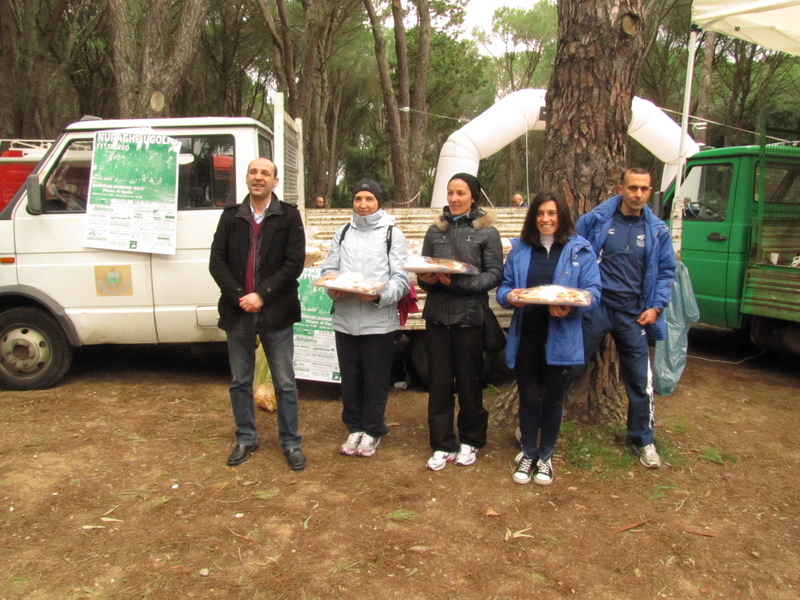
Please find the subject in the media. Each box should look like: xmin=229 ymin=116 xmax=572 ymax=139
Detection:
xmin=661 ymin=142 xmax=800 ymax=353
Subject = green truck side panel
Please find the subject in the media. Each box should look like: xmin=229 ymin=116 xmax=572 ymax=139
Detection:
xmin=742 ymin=265 xmax=800 ymax=321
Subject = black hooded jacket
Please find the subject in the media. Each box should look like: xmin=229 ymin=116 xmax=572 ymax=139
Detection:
xmin=418 ymin=205 xmax=503 ymax=327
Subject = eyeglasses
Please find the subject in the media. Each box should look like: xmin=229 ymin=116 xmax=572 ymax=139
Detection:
xmin=626 ymin=186 xmax=652 ymax=193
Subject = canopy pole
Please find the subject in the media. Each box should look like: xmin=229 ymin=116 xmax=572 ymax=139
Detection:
xmin=671 ymin=25 xmax=701 ymax=260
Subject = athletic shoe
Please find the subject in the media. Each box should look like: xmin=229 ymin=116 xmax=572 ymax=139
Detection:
xmin=355 ymin=434 xmax=381 ymax=457
xmin=513 ymin=454 xmax=535 ymax=485
xmin=426 ymin=450 xmax=457 ymax=471
xmin=534 ymin=458 xmax=554 ymax=486
xmin=456 ymin=443 xmax=477 ymax=466
xmin=340 ymin=432 xmax=363 ymax=456
xmin=631 ymin=443 xmax=662 ymax=468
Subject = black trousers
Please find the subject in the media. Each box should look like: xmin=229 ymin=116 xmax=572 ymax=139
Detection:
xmin=335 ymin=330 xmax=394 ymax=438
xmin=425 ymin=321 xmax=488 ymax=452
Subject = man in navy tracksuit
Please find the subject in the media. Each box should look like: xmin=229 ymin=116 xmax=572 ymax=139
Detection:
xmin=576 ymin=168 xmax=676 ymax=468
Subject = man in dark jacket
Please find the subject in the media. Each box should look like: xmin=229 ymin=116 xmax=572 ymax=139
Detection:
xmin=575 ymin=168 xmax=676 ymax=469
xmin=209 ymin=158 xmax=306 ymax=470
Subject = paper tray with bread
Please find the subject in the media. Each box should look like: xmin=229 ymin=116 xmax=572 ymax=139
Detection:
xmin=313 ymin=271 xmax=387 ymax=295
xmin=511 ymin=285 xmax=593 ymax=307
xmin=403 ymin=256 xmax=479 ymax=275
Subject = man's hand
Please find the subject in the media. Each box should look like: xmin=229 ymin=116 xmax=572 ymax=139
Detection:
xmin=636 ymin=308 xmax=659 ymax=326
xmin=239 ymin=292 xmax=264 ymax=313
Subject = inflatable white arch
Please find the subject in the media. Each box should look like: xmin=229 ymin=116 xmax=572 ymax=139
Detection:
xmin=430 ymin=88 xmax=699 ymax=208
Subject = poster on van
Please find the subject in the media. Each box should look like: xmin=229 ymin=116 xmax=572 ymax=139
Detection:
xmin=293 ymin=267 xmax=341 ymax=382
xmin=83 ymin=129 xmax=180 ymax=255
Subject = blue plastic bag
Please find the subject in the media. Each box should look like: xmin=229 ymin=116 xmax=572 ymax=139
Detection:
xmin=654 ymin=261 xmax=700 ymax=396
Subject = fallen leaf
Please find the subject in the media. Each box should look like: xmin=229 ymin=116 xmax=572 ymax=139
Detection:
xmin=409 ymin=546 xmax=431 ymax=553
xmin=485 ymin=509 xmax=499 ymax=517
xmin=82 ymin=525 xmax=105 ymax=530
xmin=100 ymin=517 xmax=123 ymax=522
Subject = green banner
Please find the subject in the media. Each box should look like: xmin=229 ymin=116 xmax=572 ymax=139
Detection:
xmin=84 ymin=129 xmax=180 ymax=254
xmin=294 ymin=267 xmax=340 ymax=382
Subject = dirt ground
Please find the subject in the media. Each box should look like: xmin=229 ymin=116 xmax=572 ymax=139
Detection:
xmin=1 ymin=325 xmax=799 ymax=600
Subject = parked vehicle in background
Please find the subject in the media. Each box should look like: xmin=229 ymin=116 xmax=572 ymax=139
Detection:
xmin=0 ymin=140 xmax=52 ymax=211
xmin=0 ymin=115 xmax=304 ymax=390
xmin=661 ymin=142 xmax=800 ymax=353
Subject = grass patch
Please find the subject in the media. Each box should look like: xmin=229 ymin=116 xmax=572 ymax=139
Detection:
xmin=700 ymin=446 xmax=738 ymax=464
xmin=384 ymin=509 xmax=416 ymax=522
xmin=558 ymin=421 xmax=686 ymax=476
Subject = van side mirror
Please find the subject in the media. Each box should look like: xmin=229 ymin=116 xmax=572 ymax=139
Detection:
xmin=650 ymin=190 xmax=664 ymax=220
xmin=26 ymin=173 xmax=42 ymax=214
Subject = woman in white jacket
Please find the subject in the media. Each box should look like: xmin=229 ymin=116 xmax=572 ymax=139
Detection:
xmin=321 ymin=179 xmax=410 ymax=457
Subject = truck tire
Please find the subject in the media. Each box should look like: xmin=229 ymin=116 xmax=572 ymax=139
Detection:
xmin=410 ymin=332 xmax=498 ymax=389
xmin=0 ymin=307 xmax=73 ymax=390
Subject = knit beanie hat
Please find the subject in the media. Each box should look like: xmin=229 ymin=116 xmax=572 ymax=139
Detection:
xmin=449 ymin=173 xmax=481 ymax=205
xmin=352 ymin=178 xmax=384 ymax=206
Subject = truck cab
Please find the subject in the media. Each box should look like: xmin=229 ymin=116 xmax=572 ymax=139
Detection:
xmin=664 ymin=144 xmax=800 ymax=351
xmin=0 ymin=117 xmax=275 ymax=390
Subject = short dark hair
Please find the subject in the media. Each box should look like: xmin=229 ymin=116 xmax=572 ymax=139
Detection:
xmin=520 ymin=191 xmax=575 ymax=247
xmin=620 ymin=167 xmax=650 ymax=184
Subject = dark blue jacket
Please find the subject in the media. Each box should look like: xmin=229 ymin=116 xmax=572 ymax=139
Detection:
xmin=497 ymin=235 xmax=601 ymax=367
xmin=576 ymin=195 xmax=676 ymax=341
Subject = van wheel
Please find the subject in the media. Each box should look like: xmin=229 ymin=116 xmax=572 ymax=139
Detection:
xmin=0 ymin=308 xmax=73 ymax=390
xmin=410 ymin=332 xmax=498 ymax=389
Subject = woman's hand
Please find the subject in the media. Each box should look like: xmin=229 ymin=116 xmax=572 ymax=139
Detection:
xmin=330 ymin=289 xmax=348 ymax=299
xmin=417 ymin=272 xmax=451 ymax=286
xmin=356 ymin=293 xmax=380 ymax=303
xmin=507 ymin=290 xmax=527 ymax=307
xmin=549 ymin=304 xmax=571 ymax=318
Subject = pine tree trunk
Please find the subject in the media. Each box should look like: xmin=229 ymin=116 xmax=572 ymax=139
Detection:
xmin=492 ymin=0 xmax=647 ymax=432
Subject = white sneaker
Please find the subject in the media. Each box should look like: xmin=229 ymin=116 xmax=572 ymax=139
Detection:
xmin=632 ymin=443 xmax=662 ymax=468
xmin=355 ymin=434 xmax=381 ymax=457
xmin=426 ymin=450 xmax=457 ymax=471
xmin=513 ymin=454 xmax=535 ymax=485
xmin=534 ymin=458 xmax=554 ymax=486
xmin=340 ymin=432 xmax=363 ymax=456
xmin=455 ymin=443 xmax=477 ymax=466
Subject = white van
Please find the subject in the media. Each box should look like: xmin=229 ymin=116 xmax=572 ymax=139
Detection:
xmin=0 ymin=116 xmax=280 ymax=390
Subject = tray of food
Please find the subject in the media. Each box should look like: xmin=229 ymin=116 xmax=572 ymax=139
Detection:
xmin=403 ymin=256 xmax=479 ymax=275
xmin=510 ymin=285 xmax=593 ymax=306
xmin=313 ymin=271 xmax=386 ymax=295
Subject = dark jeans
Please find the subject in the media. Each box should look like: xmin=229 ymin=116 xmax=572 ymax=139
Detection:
xmin=335 ymin=330 xmax=394 ymax=438
xmin=225 ymin=313 xmax=301 ymax=449
xmin=515 ymin=331 xmax=570 ymax=460
xmin=581 ymin=304 xmax=655 ymax=446
xmin=425 ymin=321 xmax=488 ymax=453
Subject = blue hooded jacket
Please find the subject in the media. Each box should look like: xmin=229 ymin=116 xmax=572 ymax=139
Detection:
xmin=497 ymin=235 xmax=601 ymax=367
xmin=575 ymin=195 xmax=676 ymax=341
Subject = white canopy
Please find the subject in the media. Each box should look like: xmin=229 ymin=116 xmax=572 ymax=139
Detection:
xmin=692 ymin=1 xmax=800 ymax=56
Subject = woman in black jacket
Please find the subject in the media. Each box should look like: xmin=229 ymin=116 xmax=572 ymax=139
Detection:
xmin=417 ymin=173 xmax=503 ymax=471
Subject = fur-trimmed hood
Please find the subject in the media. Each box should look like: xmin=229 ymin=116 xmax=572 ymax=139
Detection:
xmin=434 ymin=205 xmax=497 ymax=231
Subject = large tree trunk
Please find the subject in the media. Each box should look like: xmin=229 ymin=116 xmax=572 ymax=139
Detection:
xmin=493 ymin=0 xmax=647 ymax=430
xmin=107 ymin=0 xmax=209 ymax=118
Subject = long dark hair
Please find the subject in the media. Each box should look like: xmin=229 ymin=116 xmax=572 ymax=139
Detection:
xmin=519 ymin=191 xmax=575 ymax=247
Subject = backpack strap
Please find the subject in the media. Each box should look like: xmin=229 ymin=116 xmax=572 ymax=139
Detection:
xmin=337 ymin=222 xmax=352 ymax=245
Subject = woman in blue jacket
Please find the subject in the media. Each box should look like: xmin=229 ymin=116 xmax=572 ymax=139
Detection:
xmin=497 ymin=191 xmax=601 ymax=486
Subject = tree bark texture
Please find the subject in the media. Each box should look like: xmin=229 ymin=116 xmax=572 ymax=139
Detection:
xmin=107 ymin=0 xmax=209 ymax=118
